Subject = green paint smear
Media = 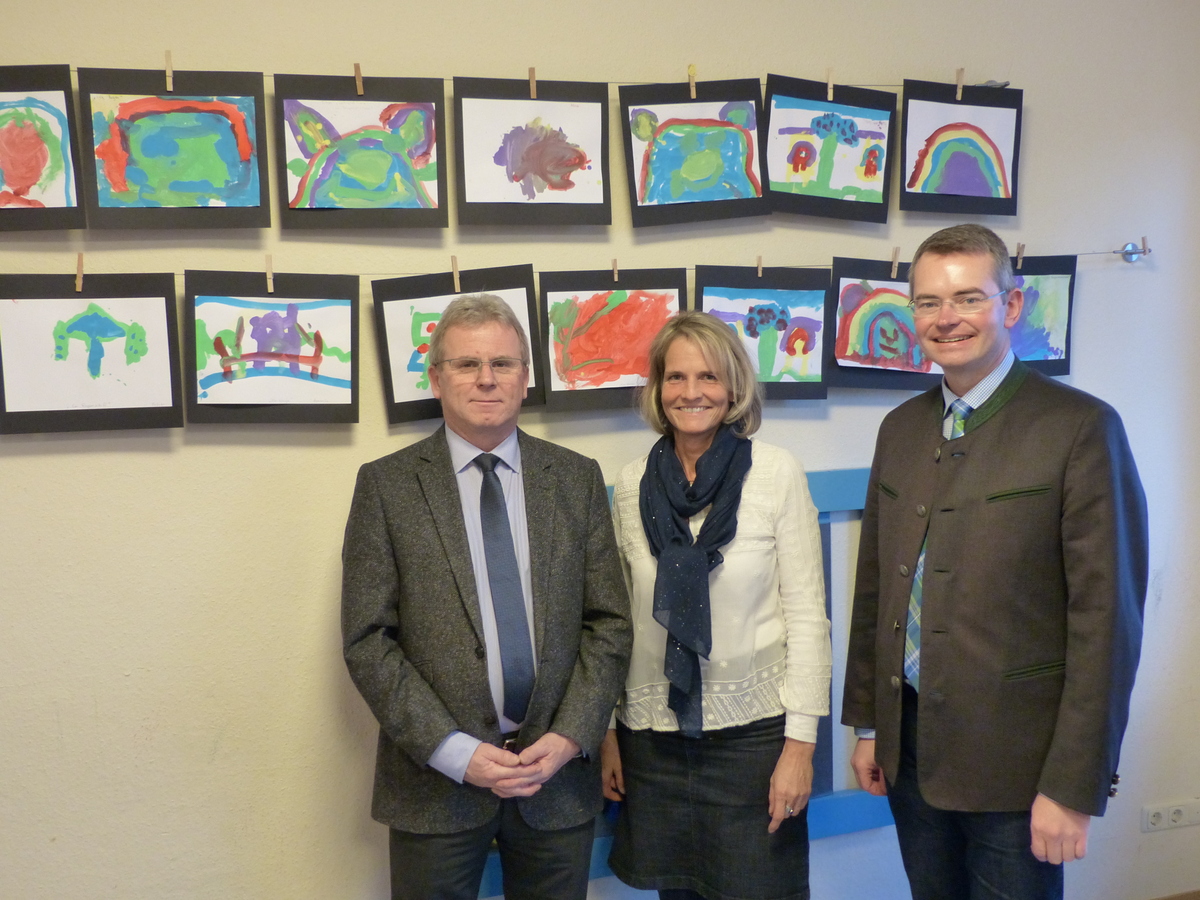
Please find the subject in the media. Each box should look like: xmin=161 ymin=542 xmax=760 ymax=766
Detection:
xmin=128 ymin=118 xmax=231 ymax=203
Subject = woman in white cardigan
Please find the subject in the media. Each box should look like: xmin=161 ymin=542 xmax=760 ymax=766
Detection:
xmin=601 ymin=311 xmax=831 ymax=900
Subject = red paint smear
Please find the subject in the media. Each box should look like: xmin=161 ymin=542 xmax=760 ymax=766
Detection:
xmin=785 ymin=327 xmax=809 ymax=356
xmin=95 ymin=122 xmax=128 ymax=193
xmin=0 ymin=191 xmax=44 ymax=208
xmin=0 ymin=119 xmax=49 ymax=195
xmin=215 ymin=332 xmax=325 ymax=382
xmin=558 ymin=291 xmax=674 ymax=388
xmin=95 ymin=96 xmax=254 ymax=192
xmin=417 ymin=342 xmax=430 ymax=353
xmin=864 ymin=147 xmax=879 ymax=178
xmin=789 ymin=142 xmax=814 ymax=173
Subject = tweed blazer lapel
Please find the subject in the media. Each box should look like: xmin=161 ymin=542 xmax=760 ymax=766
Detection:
xmin=414 ymin=427 xmax=486 ymax=646
xmin=518 ymin=430 xmax=556 ymax=659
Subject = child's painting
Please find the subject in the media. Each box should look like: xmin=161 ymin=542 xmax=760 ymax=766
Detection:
xmin=0 ymin=273 xmax=182 ymax=433
xmin=1010 ymin=254 xmax=1075 ymax=375
xmin=696 ymin=265 xmax=829 ymax=399
xmin=825 ymin=257 xmax=941 ymax=391
xmin=78 ymin=68 xmax=270 ymax=230
xmin=539 ymin=269 xmax=685 ymax=410
xmin=274 ymin=74 xmax=446 ymax=229
xmin=184 ymin=271 xmax=358 ymax=423
xmin=454 ymin=78 xmax=610 ymax=226
xmin=764 ymin=75 xmax=896 ymax=223
xmin=0 ymin=65 xmax=85 ymax=231
xmin=619 ymin=79 xmax=767 ymax=227
xmin=900 ymin=79 xmax=1022 ymax=216
xmin=372 ymin=264 xmax=543 ymax=424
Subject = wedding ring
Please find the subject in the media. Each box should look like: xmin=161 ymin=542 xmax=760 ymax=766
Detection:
xmin=785 ymin=806 xmax=795 ymax=816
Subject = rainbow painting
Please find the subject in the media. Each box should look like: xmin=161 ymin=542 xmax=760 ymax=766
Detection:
xmin=629 ymin=100 xmax=761 ymax=206
xmin=900 ymin=80 xmax=1022 ymax=216
xmin=834 ymin=277 xmax=935 ymax=374
xmin=906 ymin=121 xmax=1009 ymax=198
xmin=89 ymin=93 xmax=260 ymax=208
xmin=282 ymin=99 xmax=437 ymax=209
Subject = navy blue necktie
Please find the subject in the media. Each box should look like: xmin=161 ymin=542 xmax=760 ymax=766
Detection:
xmin=475 ymin=453 xmax=535 ymax=723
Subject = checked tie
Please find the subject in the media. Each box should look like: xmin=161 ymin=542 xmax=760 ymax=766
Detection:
xmin=903 ymin=399 xmax=971 ymax=691
xmin=475 ymin=453 xmax=535 ymax=723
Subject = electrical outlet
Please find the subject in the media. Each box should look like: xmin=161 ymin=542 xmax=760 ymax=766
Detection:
xmin=1142 ymin=800 xmax=1200 ymax=833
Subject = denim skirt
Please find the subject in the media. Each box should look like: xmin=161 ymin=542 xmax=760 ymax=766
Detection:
xmin=608 ymin=715 xmax=810 ymax=900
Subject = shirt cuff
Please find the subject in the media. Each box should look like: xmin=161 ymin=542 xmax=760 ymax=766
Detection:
xmin=784 ymin=712 xmax=820 ymax=743
xmin=854 ymin=728 xmax=877 ymax=740
xmin=427 ymin=731 xmax=482 ymax=784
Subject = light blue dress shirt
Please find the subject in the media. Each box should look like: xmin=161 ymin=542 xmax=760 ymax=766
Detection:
xmin=426 ymin=427 xmax=536 ymax=783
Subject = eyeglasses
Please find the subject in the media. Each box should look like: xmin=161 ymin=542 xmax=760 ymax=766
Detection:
xmin=435 ymin=357 xmax=527 ymax=380
xmin=908 ymin=289 xmax=1008 ymax=318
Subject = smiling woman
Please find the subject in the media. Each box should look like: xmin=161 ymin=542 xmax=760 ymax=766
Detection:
xmin=602 ymin=311 xmax=832 ymax=900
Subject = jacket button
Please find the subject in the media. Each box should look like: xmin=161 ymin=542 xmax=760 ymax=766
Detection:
xmin=890 ymin=675 xmax=901 ymax=689
xmin=916 ymin=504 xmax=927 ymax=517
xmin=893 ymin=620 xmax=901 ymax=632
xmin=1112 ymin=773 xmax=1121 ymax=785
xmin=475 ymin=646 xmax=485 ymax=659
xmin=934 ymin=447 xmax=942 ymax=461
xmin=1109 ymin=787 xmax=1119 ymax=798
xmin=900 ymin=564 xmax=910 ymax=577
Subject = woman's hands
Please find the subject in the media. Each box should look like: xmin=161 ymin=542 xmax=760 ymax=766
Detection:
xmin=600 ymin=728 xmax=625 ymax=801
xmin=768 ymin=738 xmax=815 ymax=833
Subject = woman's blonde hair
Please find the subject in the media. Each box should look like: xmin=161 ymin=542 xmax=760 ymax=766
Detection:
xmin=638 ymin=310 xmax=762 ymax=438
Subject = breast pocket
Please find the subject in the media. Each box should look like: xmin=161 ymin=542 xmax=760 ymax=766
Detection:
xmin=986 ymin=484 xmax=1053 ymax=503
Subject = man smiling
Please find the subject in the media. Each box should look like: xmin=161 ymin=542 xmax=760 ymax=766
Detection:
xmin=841 ymin=224 xmax=1148 ymax=900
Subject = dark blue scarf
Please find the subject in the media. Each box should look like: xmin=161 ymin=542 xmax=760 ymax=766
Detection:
xmin=638 ymin=425 xmax=753 ymax=738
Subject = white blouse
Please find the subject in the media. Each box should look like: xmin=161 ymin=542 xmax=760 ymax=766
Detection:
xmin=611 ymin=440 xmax=832 ymax=743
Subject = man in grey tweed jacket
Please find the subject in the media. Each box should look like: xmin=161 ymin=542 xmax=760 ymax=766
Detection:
xmin=342 ymin=295 xmax=631 ymax=900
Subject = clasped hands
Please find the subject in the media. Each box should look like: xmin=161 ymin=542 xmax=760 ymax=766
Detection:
xmin=464 ymin=732 xmax=579 ymax=798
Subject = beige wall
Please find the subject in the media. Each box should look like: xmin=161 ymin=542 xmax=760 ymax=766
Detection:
xmin=2 ymin=1 xmax=1197 ymax=898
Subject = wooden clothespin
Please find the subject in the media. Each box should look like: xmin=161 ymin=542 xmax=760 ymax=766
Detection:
xmin=1015 ymin=243 xmax=1026 ymax=270
xmin=756 ymin=255 xmax=763 ymax=278
xmin=688 ymin=64 xmax=697 ymax=100
xmin=529 ymin=67 xmax=537 ymax=100
xmin=265 ymin=254 xmax=275 ymax=293
xmin=955 ymin=68 xmax=965 ymax=102
xmin=165 ymin=51 xmax=174 ymax=93
xmin=612 ymin=258 xmax=619 ymax=283
xmin=452 ymin=255 xmax=461 ymax=293
xmin=354 ymin=64 xmax=364 ymax=97
xmin=75 ymin=253 xmax=84 ymax=292
xmin=890 ymin=246 xmax=901 ymax=280
xmin=826 ymin=68 xmax=835 ymax=103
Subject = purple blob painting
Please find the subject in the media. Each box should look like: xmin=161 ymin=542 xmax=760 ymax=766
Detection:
xmin=461 ymin=97 xmax=603 ymax=204
xmin=493 ymin=119 xmax=589 ymax=200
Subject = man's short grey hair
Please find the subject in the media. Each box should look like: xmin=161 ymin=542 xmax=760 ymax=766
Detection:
xmin=910 ymin=223 xmax=1016 ymax=295
xmin=427 ymin=294 xmax=531 ymax=366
